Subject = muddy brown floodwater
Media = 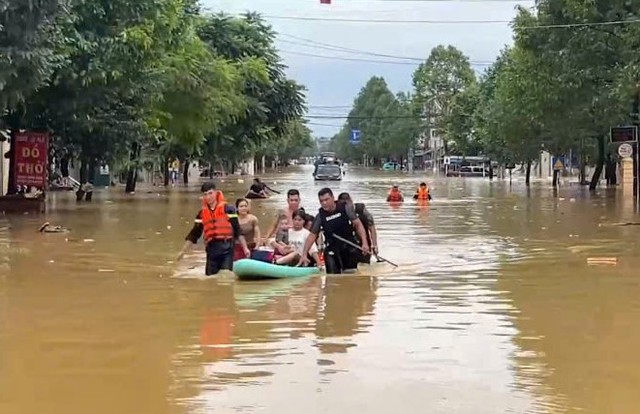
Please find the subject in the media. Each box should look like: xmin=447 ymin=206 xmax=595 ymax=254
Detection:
xmin=0 ymin=165 xmax=639 ymax=414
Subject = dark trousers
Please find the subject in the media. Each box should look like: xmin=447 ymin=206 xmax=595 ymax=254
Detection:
xmin=324 ymin=246 xmax=359 ymax=274
xmin=205 ymin=239 xmax=234 ymax=275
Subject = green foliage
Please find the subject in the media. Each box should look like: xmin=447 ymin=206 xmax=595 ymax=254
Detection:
xmin=2 ymin=2 xmax=308 ymax=188
xmin=0 ymin=0 xmax=71 ymax=113
xmin=198 ymin=13 xmax=307 ymax=164
xmin=412 ymin=45 xmax=476 ymax=153
xmin=330 ymin=77 xmax=419 ymax=163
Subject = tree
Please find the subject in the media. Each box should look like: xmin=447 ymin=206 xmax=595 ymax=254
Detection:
xmin=330 ymin=76 xmax=416 ymax=165
xmin=0 ymin=0 xmax=70 ymax=112
xmin=412 ymin=45 xmax=476 ymax=154
xmin=198 ymin=13 xmax=307 ymax=170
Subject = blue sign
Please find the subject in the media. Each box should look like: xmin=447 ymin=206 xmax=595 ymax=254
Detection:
xmin=350 ymin=129 xmax=361 ymax=144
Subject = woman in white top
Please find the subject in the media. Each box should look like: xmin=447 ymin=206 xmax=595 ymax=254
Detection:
xmin=276 ymin=210 xmax=320 ymax=266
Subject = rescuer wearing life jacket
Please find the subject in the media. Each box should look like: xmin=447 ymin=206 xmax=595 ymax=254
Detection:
xmin=298 ymin=187 xmax=370 ymax=274
xmin=337 ymin=192 xmax=379 ymax=264
xmin=386 ymin=185 xmax=404 ymax=202
xmin=412 ymin=182 xmax=432 ymax=201
xmin=177 ymin=182 xmax=250 ymax=275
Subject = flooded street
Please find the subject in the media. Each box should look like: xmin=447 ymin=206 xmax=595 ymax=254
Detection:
xmin=1 ymin=165 xmax=639 ymax=414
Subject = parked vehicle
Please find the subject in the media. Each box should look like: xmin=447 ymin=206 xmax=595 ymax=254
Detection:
xmin=446 ymin=166 xmax=489 ymax=177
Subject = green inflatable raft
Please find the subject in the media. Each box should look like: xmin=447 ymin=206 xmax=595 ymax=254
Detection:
xmin=233 ymin=259 xmax=320 ymax=280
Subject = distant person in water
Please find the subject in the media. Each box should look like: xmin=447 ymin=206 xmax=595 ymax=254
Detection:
xmin=412 ymin=182 xmax=432 ymax=201
xmin=245 ymin=178 xmax=270 ymax=199
xmin=386 ymin=185 xmax=404 ymax=202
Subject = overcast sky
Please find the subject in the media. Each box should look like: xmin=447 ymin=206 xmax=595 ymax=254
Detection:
xmin=202 ymin=0 xmax=534 ymax=138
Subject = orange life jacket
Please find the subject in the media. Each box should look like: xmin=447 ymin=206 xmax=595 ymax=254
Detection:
xmin=201 ymin=193 xmax=234 ymax=243
xmin=416 ymin=186 xmax=430 ymax=200
xmin=387 ymin=189 xmax=403 ymax=202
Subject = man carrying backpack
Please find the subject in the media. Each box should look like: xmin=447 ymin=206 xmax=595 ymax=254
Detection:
xmin=337 ymin=192 xmax=379 ymax=264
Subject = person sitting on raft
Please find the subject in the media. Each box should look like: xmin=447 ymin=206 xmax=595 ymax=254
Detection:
xmin=177 ymin=182 xmax=250 ymax=276
xmin=233 ymin=198 xmax=261 ymax=261
xmin=245 ymin=178 xmax=271 ymax=199
xmin=269 ymin=214 xmax=293 ymax=257
xmin=265 ymin=189 xmax=301 ymax=239
xmin=337 ymin=192 xmax=379 ymax=264
xmin=275 ymin=210 xmax=321 ymax=266
xmin=412 ymin=182 xmax=432 ymax=201
xmin=386 ymin=184 xmax=404 ymax=202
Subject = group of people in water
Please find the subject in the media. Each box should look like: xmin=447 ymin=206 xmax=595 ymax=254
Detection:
xmin=177 ymin=182 xmax=381 ymax=276
xmin=177 ymin=179 xmax=431 ymax=276
xmin=386 ymin=182 xmax=432 ymax=202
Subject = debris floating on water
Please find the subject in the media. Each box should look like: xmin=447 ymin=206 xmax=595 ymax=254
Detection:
xmin=83 ymin=239 xmax=95 ymax=243
xmin=587 ymin=257 xmax=617 ymax=266
xmin=98 ymin=269 xmax=115 ymax=272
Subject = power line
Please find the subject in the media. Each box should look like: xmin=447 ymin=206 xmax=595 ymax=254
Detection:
xmin=308 ymin=105 xmax=354 ymax=108
xmin=306 ymin=121 xmax=345 ymax=127
xmin=279 ymin=38 xmax=421 ymax=62
xmin=265 ymin=15 xmax=511 ymax=24
xmin=280 ymin=49 xmax=421 ymax=64
xmin=280 ymin=49 xmax=491 ymax=66
xmin=305 ymin=115 xmax=423 ymax=119
xmin=278 ymin=33 xmax=494 ymax=64
xmin=265 ymin=14 xmax=640 ymax=29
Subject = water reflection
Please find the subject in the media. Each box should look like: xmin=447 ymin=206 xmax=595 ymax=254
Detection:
xmin=0 ymin=167 xmax=638 ymax=413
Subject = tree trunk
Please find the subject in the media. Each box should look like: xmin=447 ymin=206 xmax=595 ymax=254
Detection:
xmin=552 ymin=169 xmax=560 ymax=187
xmin=88 ymin=157 xmax=97 ymax=184
xmin=6 ymin=130 xmax=17 ymax=194
xmin=125 ymin=142 xmax=139 ymax=193
xmin=163 ymin=157 xmax=170 ymax=186
xmin=525 ymin=161 xmax=531 ymax=186
xmin=605 ymin=156 xmax=617 ymax=186
xmin=183 ymin=159 xmax=189 ymax=185
xmin=79 ymin=157 xmax=89 ymax=184
xmin=579 ymin=151 xmax=587 ymax=185
xmin=589 ymin=136 xmax=605 ymax=191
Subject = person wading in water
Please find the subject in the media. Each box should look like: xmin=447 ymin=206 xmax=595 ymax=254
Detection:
xmin=264 ymin=189 xmax=302 ymax=240
xmin=177 ymin=182 xmax=250 ymax=275
xmin=233 ymin=198 xmax=261 ymax=260
xmin=337 ymin=192 xmax=379 ymax=264
xmin=298 ymin=187 xmax=369 ymax=274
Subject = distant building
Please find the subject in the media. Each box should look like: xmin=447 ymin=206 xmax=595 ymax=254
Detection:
xmin=316 ymin=137 xmax=332 ymax=153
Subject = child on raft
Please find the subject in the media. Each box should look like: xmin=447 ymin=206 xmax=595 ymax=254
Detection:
xmin=275 ymin=209 xmax=320 ymax=266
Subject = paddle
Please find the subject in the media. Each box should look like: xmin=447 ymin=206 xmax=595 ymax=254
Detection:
xmin=265 ymin=185 xmax=280 ymax=194
xmin=332 ymin=234 xmax=399 ymax=268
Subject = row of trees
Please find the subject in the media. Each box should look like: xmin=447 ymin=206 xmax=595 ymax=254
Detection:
xmin=0 ymin=1 xmax=312 ymax=192
xmin=331 ymin=0 xmax=640 ymax=188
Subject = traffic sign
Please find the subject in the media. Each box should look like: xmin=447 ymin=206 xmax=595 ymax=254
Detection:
xmin=552 ymin=156 xmax=565 ymax=171
xmin=618 ymin=143 xmax=633 ymax=158
xmin=611 ymin=126 xmax=638 ymax=143
xmin=350 ymin=129 xmax=361 ymax=144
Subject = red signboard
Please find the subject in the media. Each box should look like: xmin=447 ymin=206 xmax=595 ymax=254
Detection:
xmin=13 ymin=131 xmax=49 ymax=188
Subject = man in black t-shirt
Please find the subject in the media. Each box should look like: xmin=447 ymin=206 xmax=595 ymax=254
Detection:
xmin=337 ymin=192 xmax=379 ymax=264
xmin=299 ymin=187 xmax=370 ymax=274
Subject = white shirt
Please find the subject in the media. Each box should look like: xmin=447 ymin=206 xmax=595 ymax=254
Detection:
xmin=288 ymin=228 xmax=317 ymax=255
